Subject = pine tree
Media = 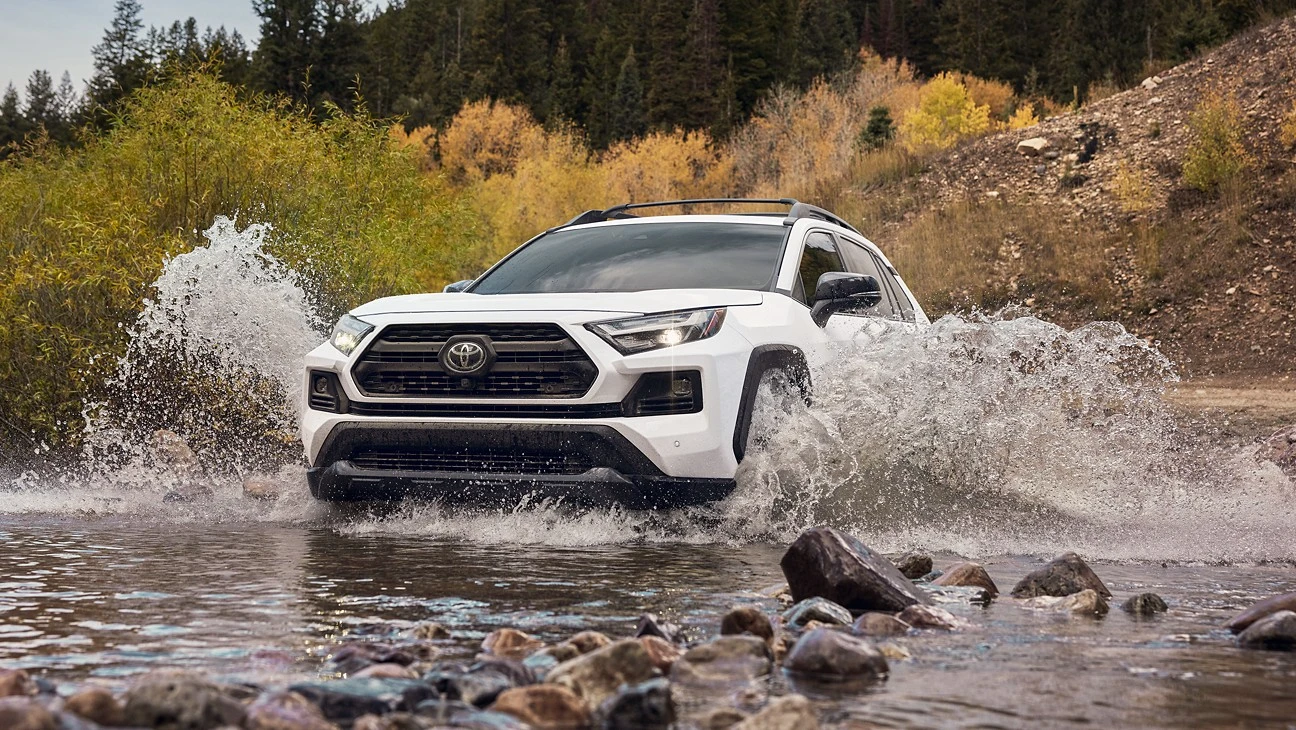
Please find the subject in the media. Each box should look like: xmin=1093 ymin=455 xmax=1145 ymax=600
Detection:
xmin=548 ymin=36 xmax=579 ymax=123
xmin=794 ymin=0 xmax=856 ymax=85
xmin=645 ymin=0 xmax=693 ymax=130
xmin=611 ymin=46 xmax=646 ymax=141
xmin=86 ymin=0 xmax=152 ymax=120
xmin=0 ymin=84 xmax=28 ymax=155
xmin=682 ymin=0 xmax=725 ymax=131
xmin=317 ymin=0 xmax=368 ymax=110
xmin=53 ymin=72 xmax=80 ymax=143
xmin=252 ymin=0 xmax=322 ymax=101
xmin=23 ymin=70 xmax=58 ymax=132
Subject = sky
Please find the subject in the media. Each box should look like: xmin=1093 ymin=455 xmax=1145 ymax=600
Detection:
xmin=0 ymin=0 xmax=261 ymax=97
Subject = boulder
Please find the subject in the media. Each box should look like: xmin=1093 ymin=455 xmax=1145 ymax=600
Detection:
xmin=565 ymin=631 xmax=612 ymax=655
xmin=1121 ymin=593 xmax=1168 ymax=616
xmin=355 ymin=664 xmax=419 ymax=680
xmin=671 ymin=636 xmax=772 ymax=685
xmin=593 ymin=678 xmax=673 ymax=730
xmin=353 ymin=713 xmax=432 ymax=730
xmin=546 ymin=639 xmax=659 ymax=709
xmin=721 ymin=606 xmax=774 ymax=642
xmin=780 ymin=527 xmax=928 ymax=612
xmin=634 ymin=614 xmax=681 ymax=644
xmin=1020 ymin=589 xmax=1109 ymax=616
xmin=289 ymin=678 xmax=437 ymax=723
xmin=0 ymin=669 xmax=36 ymax=698
xmin=482 ymin=629 xmax=545 ymax=660
xmin=1010 ymin=553 xmax=1110 ymax=598
xmin=1236 ymin=610 xmax=1296 ymax=651
xmin=408 ymin=622 xmax=451 ymax=641
xmin=896 ymin=605 xmax=964 ymax=631
xmin=330 ymin=642 xmax=425 ymax=674
xmin=411 ymin=699 xmax=529 ymax=730
xmin=893 ymin=553 xmax=932 ymax=580
xmin=0 ymin=697 xmax=57 ymax=730
xmin=638 ymin=636 xmax=684 ymax=673
xmin=1016 ymin=137 xmax=1051 ymax=156
xmin=1256 ymin=425 xmax=1296 ymax=477
xmin=781 ymin=628 xmax=888 ymax=680
xmin=242 ymin=476 xmax=283 ymax=500
xmin=123 ymin=671 xmax=247 ymax=730
xmin=490 ymin=685 xmax=590 ymax=729
xmin=732 ymin=695 xmax=818 ymax=730
xmin=932 ymin=562 xmax=999 ymax=598
xmin=246 ymin=691 xmax=339 ymax=730
xmin=698 ymin=707 xmax=749 ymax=730
xmin=850 ymin=612 xmax=911 ymax=637
xmin=63 ymin=686 xmax=125 ymax=727
xmin=423 ymin=660 xmax=533 ymax=708
xmin=1225 ymin=592 xmax=1296 ymax=634
xmin=782 ymin=598 xmax=852 ymax=629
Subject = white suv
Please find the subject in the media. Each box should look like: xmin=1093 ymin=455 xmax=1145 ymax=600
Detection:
xmin=301 ymin=199 xmax=928 ymax=508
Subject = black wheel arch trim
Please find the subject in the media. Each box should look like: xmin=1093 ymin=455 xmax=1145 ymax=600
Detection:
xmin=732 ymin=344 xmax=811 ymax=462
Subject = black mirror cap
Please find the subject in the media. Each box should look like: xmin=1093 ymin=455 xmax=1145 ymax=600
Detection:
xmin=443 ymin=279 xmax=474 ymax=293
xmin=810 ymin=272 xmax=883 ymax=326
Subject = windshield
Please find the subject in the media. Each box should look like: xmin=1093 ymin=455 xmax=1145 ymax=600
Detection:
xmin=470 ymin=221 xmax=789 ymax=294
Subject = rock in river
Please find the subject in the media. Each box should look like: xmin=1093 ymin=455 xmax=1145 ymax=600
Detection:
xmin=594 ymin=677 xmax=673 ymax=730
xmin=635 ymin=613 xmax=681 ymax=644
xmin=0 ymin=697 xmax=57 ymax=730
xmin=1121 ymin=593 xmax=1168 ymax=616
xmin=851 ymin=612 xmax=911 ymax=637
xmin=782 ymin=628 xmax=888 ymax=680
xmin=932 ymin=562 xmax=999 ymax=598
xmin=732 ymin=695 xmax=818 ymax=730
xmin=289 ymin=678 xmax=437 ymax=723
xmin=490 ymin=685 xmax=591 ymax=729
xmin=721 ymin=606 xmax=774 ymax=642
xmin=423 ymin=660 xmax=533 ymax=708
xmin=0 ymin=669 xmax=36 ymax=698
xmin=1010 ymin=552 xmax=1111 ymax=599
xmin=780 ymin=527 xmax=929 ymax=612
xmin=1236 ymin=610 xmax=1296 ymax=651
xmin=546 ymin=639 xmax=659 ymax=709
xmin=671 ymin=636 xmax=772 ymax=685
xmin=246 ymin=691 xmax=338 ymax=730
xmin=639 ymin=635 xmax=684 ymax=673
xmin=63 ymin=686 xmax=125 ymax=727
xmin=893 ymin=553 xmax=933 ymax=580
xmin=782 ymin=597 xmax=852 ymax=629
xmin=1224 ymin=592 xmax=1296 ymax=634
xmin=896 ymin=604 xmax=965 ymax=631
xmin=1020 ymin=589 xmax=1109 ymax=617
xmin=482 ymin=628 xmax=545 ymax=660
xmin=123 ymin=670 xmax=247 ymax=730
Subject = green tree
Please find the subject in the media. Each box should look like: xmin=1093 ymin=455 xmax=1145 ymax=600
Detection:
xmin=23 ymin=71 xmax=58 ymax=132
xmin=316 ymin=0 xmax=368 ymax=109
xmin=548 ymin=36 xmax=579 ymax=122
xmin=794 ymin=0 xmax=856 ymax=85
xmin=645 ymin=0 xmax=692 ymax=129
xmin=611 ymin=46 xmax=646 ymax=141
xmin=0 ymin=84 xmax=28 ymax=154
xmin=86 ymin=0 xmax=152 ymax=122
xmin=252 ymin=0 xmax=322 ymax=101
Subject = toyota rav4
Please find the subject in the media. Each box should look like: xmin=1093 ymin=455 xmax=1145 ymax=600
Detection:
xmin=301 ymin=199 xmax=928 ymax=508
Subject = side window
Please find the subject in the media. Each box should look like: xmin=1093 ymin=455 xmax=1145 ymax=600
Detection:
xmin=836 ymin=240 xmax=898 ymax=319
xmin=871 ymin=252 xmax=916 ymax=322
xmin=793 ymin=232 xmax=846 ymax=304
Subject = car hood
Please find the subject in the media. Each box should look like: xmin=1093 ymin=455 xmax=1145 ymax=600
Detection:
xmin=351 ymin=289 xmax=765 ymax=317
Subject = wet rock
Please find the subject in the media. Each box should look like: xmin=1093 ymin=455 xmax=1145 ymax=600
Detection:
xmin=721 ymin=606 xmax=774 ymax=642
xmin=1256 ymin=425 xmax=1296 ymax=478
xmin=490 ymin=685 xmax=590 ymax=729
xmin=356 ymin=664 xmax=420 ymax=680
xmin=670 ymin=636 xmax=772 ymax=685
xmin=638 ymin=636 xmax=684 ymax=673
xmin=896 ymin=605 xmax=964 ymax=631
xmin=781 ymin=598 xmax=852 ymax=629
xmin=932 ymin=562 xmax=999 ymax=598
xmin=408 ymin=622 xmax=451 ymax=641
xmin=289 ymin=678 xmax=437 ymax=724
xmin=1010 ymin=552 xmax=1111 ymax=599
xmin=876 ymin=642 xmax=911 ymax=661
xmin=1236 ymin=610 xmax=1296 ymax=651
xmin=1225 ymin=592 xmax=1296 ymax=634
xmin=423 ymin=660 xmax=534 ymax=708
xmin=353 ymin=713 xmax=431 ymax=730
xmin=1122 ymin=593 xmax=1168 ymax=616
xmin=780 ymin=527 xmax=929 ymax=612
xmin=759 ymin=584 xmax=794 ymax=608
xmin=732 ymin=695 xmax=818 ymax=730
xmin=0 ymin=697 xmax=57 ymax=730
xmin=546 ymin=639 xmax=659 ymax=709
xmin=565 ymin=631 xmax=612 ymax=655
xmin=593 ymin=678 xmax=672 ymax=730
xmin=153 ymin=429 xmax=201 ymax=473
xmin=634 ymin=613 xmax=680 ymax=644
xmin=123 ymin=671 xmax=247 ymax=730
xmin=1016 ymin=137 xmax=1051 ymax=156
xmin=850 ymin=612 xmax=911 ymax=637
xmin=482 ymin=629 xmax=545 ymax=660
xmin=0 ymin=669 xmax=36 ymax=697
xmin=63 ymin=686 xmax=125 ymax=726
xmin=1021 ymin=589 xmax=1109 ymax=616
xmin=411 ymin=699 xmax=529 ymax=730
xmin=893 ymin=553 xmax=932 ymax=580
xmin=924 ymin=583 xmax=993 ymax=605
xmin=698 ymin=707 xmax=749 ymax=730
xmin=330 ymin=642 xmax=426 ymax=675
xmin=246 ymin=691 xmax=338 ymax=730
xmin=781 ymin=628 xmax=888 ymax=680
xmin=242 ymin=476 xmax=283 ymax=500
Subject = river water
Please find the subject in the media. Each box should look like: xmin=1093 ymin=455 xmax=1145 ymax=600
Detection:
xmin=1 ymin=218 xmax=1294 ymax=727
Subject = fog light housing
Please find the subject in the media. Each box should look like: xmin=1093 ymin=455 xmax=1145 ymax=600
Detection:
xmin=623 ymin=371 xmax=703 ymax=417
xmin=307 ymin=370 xmax=348 ymax=413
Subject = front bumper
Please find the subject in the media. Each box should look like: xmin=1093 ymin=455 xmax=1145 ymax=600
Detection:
xmin=306 ymin=422 xmax=735 ymax=508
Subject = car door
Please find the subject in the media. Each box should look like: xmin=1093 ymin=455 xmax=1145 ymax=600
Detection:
xmin=791 ymin=230 xmax=895 ymax=344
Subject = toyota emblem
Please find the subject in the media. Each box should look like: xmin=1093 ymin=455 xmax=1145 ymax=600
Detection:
xmin=439 ymin=335 xmax=495 ymax=376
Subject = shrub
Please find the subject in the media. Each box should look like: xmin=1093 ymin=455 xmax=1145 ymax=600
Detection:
xmin=1280 ymin=100 xmax=1296 ymax=149
xmin=1182 ymin=92 xmax=1251 ymax=193
xmin=1007 ymin=105 xmax=1039 ymax=130
xmin=1113 ymin=162 xmax=1153 ymax=214
xmin=856 ymin=106 xmax=895 ymax=149
xmin=438 ymin=100 xmax=545 ymax=184
xmin=897 ymin=74 xmax=992 ymax=151
xmin=0 ymin=72 xmax=485 ymax=448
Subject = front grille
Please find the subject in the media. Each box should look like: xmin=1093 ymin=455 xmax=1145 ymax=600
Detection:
xmin=348 ymin=448 xmax=596 ymax=475
xmin=352 ymin=323 xmax=597 ymax=398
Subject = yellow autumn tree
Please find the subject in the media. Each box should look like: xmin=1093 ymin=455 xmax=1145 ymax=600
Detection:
xmin=438 ymin=100 xmax=545 ymax=185
xmin=1007 ymin=105 xmax=1039 ymax=130
xmin=898 ymin=73 xmax=992 ymax=150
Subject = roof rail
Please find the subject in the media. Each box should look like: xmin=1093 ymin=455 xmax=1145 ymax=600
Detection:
xmin=558 ymin=198 xmax=860 ymax=235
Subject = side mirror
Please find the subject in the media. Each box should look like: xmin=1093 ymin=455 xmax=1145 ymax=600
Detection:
xmin=443 ymin=279 xmax=474 ymax=293
xmin=810 ymin=272 xmax=883 ymax=327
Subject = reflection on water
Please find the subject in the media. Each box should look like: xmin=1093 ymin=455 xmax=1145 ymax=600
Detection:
xmin=1 ymin=519 xmax=1293 ymax=728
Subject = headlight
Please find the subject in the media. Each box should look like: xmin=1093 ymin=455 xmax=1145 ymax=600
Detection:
xmin=329 ymin=314 xmax=374 ymax=356
xmin=587 ymin=308 xmax=727 ymax=355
